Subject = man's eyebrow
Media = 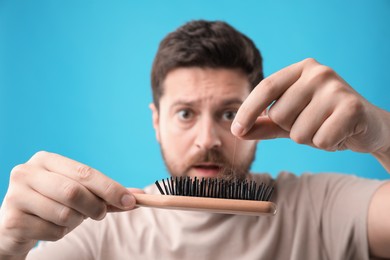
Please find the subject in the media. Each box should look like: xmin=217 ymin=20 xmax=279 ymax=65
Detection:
xmin=170 ymin=98 xmax=244 ymax=108
xmin=171 ymin=100 xmax=198 ymax=107
xmin=221 ymin=98 xmax=244 ymax=106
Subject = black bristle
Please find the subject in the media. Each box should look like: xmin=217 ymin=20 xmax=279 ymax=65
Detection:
xmin=247 ymin=182 xmax=251 ymax=200
xmin=193 ymin=178 xmax=196 ymax=196
xmin=221 ymin=180 xmax=225 ymax=199
xmin=174 ymin=177 xmax=178 ymax=195
xmin=167 ymin=178 xmax=173 ymax=195
xmin=155 ymin=181 xmax=165 ymax=195
xmin=257 ymin=183 xmax=264 ymax=200
xmin=206 ymin=179 xmax=211 ymax=197
xmin=244 ymin=182 xmax=249 ymax=200
xmin=175 ymin=177 xmax=179 ymax=195
xmin=217 ymin=180 xmax=221 ymax=198
xmin=196 ymin=177 xmax=200 ymax=196
xmin=252 ymin=182 xmax=257 ymax=200
xmin=155 ymin=177 xmax=274 ymax=201
xmin=234 ymin=180 xmax=238 ymax=199
xmin=183 ymin=177 xmax=188 ymax=196
xmin=210 ymin=179 xmax=214 ymax=197
xmin=197 ymin=178 xmax=201 ymax=196
xmin=187 ymin=177 xmax=190 ymax=196
xmin=210 ymin=179 xmax=215 ymax=197
xmin=265 ymin=186 xmax=274 ymax=201
xmin=180 ymin=177 xmax=184 ymax=195
xmin=200 ymin=178 xmax=205 ymax=197
xmin=162 ymin=179 xmax=169 ymax=195
xmin=170 ymin=177 xmax=174 ymax=195
xmin=261 ymin=185 xmax=269 ymax=201
xmin=240 ymin=181 xmax=244 ymax=199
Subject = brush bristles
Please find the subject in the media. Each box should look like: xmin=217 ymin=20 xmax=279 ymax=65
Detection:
xmin=155 ymin=177 xmax=274 ymax=201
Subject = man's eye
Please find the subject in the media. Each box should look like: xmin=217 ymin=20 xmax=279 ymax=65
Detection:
xmin=177 ymin=109 xmax=193 ymax=120
xmin=222 ymin=110 xmax=237 ymax=121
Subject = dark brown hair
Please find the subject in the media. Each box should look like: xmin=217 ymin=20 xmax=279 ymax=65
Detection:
xmin=151 ymin=20 xmax=264 ymax=109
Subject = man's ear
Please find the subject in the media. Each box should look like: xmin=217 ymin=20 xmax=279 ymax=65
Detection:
xmin=149 ymin=103 xmax=161 ymax=143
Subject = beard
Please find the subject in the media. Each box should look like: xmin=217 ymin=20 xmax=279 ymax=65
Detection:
xmin=160 ymin=144 xmax=256 ymax=181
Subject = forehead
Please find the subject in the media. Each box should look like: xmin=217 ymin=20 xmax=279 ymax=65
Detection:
xmin=161 ymin=67 xmax=251 ymax=105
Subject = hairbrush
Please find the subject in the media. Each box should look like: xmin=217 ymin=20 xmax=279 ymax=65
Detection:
xmin=133 ymin=177 xmax=276 ymax=216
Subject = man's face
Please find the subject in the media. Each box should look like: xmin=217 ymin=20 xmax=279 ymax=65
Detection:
xmin=150 ymin=67 xmax=257 ymax=179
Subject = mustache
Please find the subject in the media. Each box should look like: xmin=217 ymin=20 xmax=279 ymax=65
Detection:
xmin=184 ymin=149 xmax=247 ymax=180
xmin=187 ymin=149 xmax=228 ymax=165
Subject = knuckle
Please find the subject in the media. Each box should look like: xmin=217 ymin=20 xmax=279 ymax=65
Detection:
xmin=10 ymin=164 xmax=25 ymax=175
xmin=2 ymin=211 xmax=22 ymax=230
xmin=313 ymin=137 xmax=332 ymax=150
xmin=303 ymin=57 xmax=318 ymax=66
xmin=9 ymin=164 xmax=27 ymax=182
xmin=260 ymin=78 xmax=277 ymax=96
xmin=102 ymin=181 xmax=119 ymax=199
xmin=63 ymin=183 xmax=81 ymax=202
xmin=57 ymin=207 xmax=73 ymax=226
xmin=326 ymin=82 xmax=344 ymax=96
xmin=76 ymin=165 xmax=95 ymax=181
xmin=3 ymin=192 xmax=18 ymax=206
xmin=306 ymin=65 xmax=335 ymax=85
xmin=345 ymin=97 xmax=364 ymax=115
xmin=290 ymin=131 xmax=310 ymax=145
xmin=267 ymin=108 xmax=291 ymax=131
xmin=267 ymin=109 xmax=281 ymax=124
xmin=261 ymin=77 xmax=274 ymax=89
xmin=316 ymin=65 xmax=334 ymax=78
xmin=30 ymin=151 xmax=49 ymax=162
xmin=7 ymin=237 xmax=33 ymax=254
xmin=48 ymin=227 xmax=67 ymax=241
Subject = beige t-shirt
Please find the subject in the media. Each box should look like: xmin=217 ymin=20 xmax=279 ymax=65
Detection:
xmin=27 ymin=172 xmax=384 ymax=260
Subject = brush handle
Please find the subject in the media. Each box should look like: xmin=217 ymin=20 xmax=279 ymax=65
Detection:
xmin=133 ymin=193 xmax=277 ymax=216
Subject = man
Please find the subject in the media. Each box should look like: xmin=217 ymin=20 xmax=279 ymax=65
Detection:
xmin=0 ymin=20 xmax=389 ymax=259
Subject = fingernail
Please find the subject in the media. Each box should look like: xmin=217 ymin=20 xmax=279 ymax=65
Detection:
xmin=121 ymin=194 xmax=135 ymax=208
xmin=231 ymin=121 xmax=245 ymax=136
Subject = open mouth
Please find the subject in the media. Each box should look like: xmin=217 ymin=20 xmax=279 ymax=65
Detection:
xmin=192 ymin=163 xmax=222 ymax=176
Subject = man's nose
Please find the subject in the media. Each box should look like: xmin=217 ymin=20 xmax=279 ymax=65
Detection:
xmin=195 ymin=117 xmax=222 ymax=150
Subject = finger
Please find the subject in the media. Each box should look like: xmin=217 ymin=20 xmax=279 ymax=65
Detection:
xmin=267 ymin=77 xmax=312 ymax=131
xmin=28 ymin=151 xmax=135 ymax=210
xmin=107 ymin=188 xmax=145 ymax=212
xmin=312 ymin=104 xmax=358 ymax=151
xmin=127 ymin=188 xmax=145 ymax=194
xmin=289 ymin=99 xmax=334 ymax=146
xmin=14 ymin=164 xmax=107 ymax=220
xmin=232 ymin=60 xmax=305 ymax=137
xmin=1 ymin=209 xmax=68 ymax=242
xmin=239 ymin=116 xmax=289 ymax=140
xmin=7 ymin=188 xmax=84 ymax=228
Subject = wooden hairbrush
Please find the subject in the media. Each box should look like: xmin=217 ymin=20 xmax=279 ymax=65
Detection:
xmin=133 ymin=177 xmax=276 ymax=216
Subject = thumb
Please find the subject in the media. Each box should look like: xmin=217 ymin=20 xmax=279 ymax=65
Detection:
xmin=238 ymin=116 xmax=290 ymax=140
xmin=106 ymin=188 xmax=145 ymax=212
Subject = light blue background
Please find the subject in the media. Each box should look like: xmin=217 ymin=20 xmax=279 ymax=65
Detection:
xmin=1 ymin=1 xmax=389 ymax=202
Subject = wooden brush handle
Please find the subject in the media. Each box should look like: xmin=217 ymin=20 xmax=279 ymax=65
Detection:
xmin=134 ymin=193 xmax=277 ymax=216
